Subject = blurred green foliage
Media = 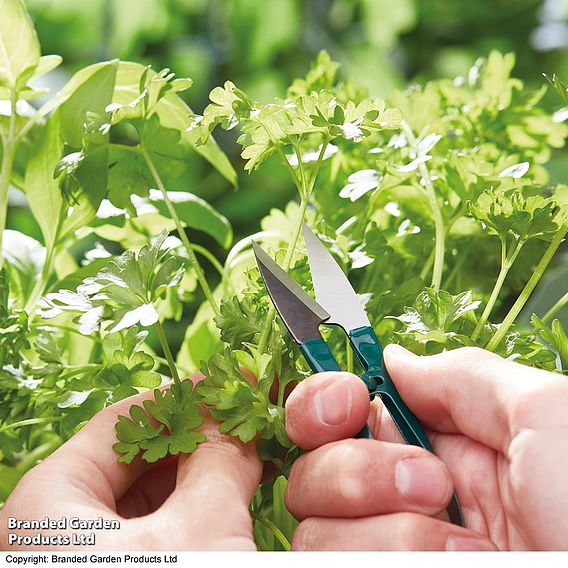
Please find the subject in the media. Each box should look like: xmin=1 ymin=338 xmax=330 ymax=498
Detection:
xmin=8 ymin=0 xmax=568 ymax=344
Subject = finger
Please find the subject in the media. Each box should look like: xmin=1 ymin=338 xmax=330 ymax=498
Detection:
xmin=383 ymin=345 xmax=560 ymax=453
xmin=24 ymin=387 xmax=168 ymax=511
xmin=286 ymin=438 xmax=452 ymax=519
xmin=116 ymin=456 xmax=178 ymax=518
xmin=157 ymin=415 xmax=262 ymax=550
xmin=285 ymin=372 xmax=370 ymax=449
xmin=292 ymin=513 xmax=498 ymax=551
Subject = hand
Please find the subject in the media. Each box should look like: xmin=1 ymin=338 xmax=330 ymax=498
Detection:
xmin=0 ymin=380 xmax=261 ymax=551
xmin=284 ymin=345 xmax=567 ymax=550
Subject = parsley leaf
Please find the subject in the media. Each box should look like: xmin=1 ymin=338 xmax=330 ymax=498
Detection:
xmin=113 ymin=380 xmax=205 ymax=464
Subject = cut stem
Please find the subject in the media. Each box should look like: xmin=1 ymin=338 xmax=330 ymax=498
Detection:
xmin=156 ymin=319 xmax=181 ymax=387
xmin=486 ymin=222 xmax=568 ymax=352
xmin=401 ymin=121 xmax=445 ymax=290
xmin=142 ymin=147 xmax=220 ymax=318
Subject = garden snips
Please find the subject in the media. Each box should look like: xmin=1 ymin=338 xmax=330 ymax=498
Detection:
xmin=252 ymin=225 xmax=464 ymax=527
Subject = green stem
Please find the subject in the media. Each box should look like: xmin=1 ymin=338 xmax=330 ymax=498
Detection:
xmin=542 ymin=291 xmax=568 ymax=323
xmin=419 ymin=249 xmax=435 ymax=282
xmin=16 ymin=438 xmax=62 ymax=474
xmin=401 ymin=121 xmax=445 ymax=290
xmin=444 ymin=242 xmax=473 ymax=291
xmin=0 ymin=417 xmax=62 ymax=434
xmin=191 ymin=243 xmax=224 ymax=276
xmin=486 ymin=222 xmax=568 ymax=352
xmin=257 ymin=141 xmax=330 ymax=356
xmin=156 ymin=319 xmax=181 ymax=387
xmin=251 ymin=511 xmax=291 ymax=551
xmin=25 ymin=243 xmax=58 ymax=314
xmin=141 ymin=147 xmax=220 ymax=318
xmin=472 ymin=238 xmax=524 ymax=341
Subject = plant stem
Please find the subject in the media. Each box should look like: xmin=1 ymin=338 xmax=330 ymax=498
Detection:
xmin=0 ymin=417 xmax=62 ymax=434
xmin=257 ymin=141 xmax=329 ymax=356
xmin=25 ymin=243 xmax=58 ymax=315
xmin=141 ymin=147 xmax=220 ymax=318
xmin=16 ymin=438 xmax=62 ymax=474
xmin=542 ymin=291 xmax=568 ymax=323
xmin=0 ymin=94 xmax=18 ymax=268
xmin=486 ymin=222 xmax=568 ymax=352
xmin=472 ymin=238 xmax=524 ymax=341
xmin=401 ymin=121 xmax=445 ymax=290
xmin=156 ymin=319 xmax=181 ymax=386
xmin=191 ymin=243 xmax=224 ymax=276
xmin=250 ymin=511 xmax=291 ymax=551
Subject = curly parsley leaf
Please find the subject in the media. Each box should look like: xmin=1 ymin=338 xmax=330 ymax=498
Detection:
xmin=113 ymin=379 xmax=205 ymax=464
xmin=199 ymin=348 xmax=290 ymax=447
xmin=469 ymin=189 xmax=561 ymax=243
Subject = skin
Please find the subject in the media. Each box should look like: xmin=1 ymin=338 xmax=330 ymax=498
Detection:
xmin=1 ymin=345 xmax=566 ymax=550
xmin=284 ymin=345 xmax=568 ymax=551
xmin=0 ymin=378 xmax=262 ymax=550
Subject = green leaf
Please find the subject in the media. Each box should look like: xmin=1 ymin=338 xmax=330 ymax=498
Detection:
xmin=531 ymin=315 xmax=568 ymax=372
xmin=23 ymin=114 xmax=64 ymax=249
xmin=215 ymin=296 xmax=264 ymax=349
xmin=113 ymin=62 xmax=237 ymax=186
xmin=37 ymin=232 xmax=184 ymax=334
xmin=469 ymin=188 xmax=561 ymax=243
xmin=394 ymin=288 xmax=481 ymax=354
xmin=113 ymin=380 xmax=205 ymax=464
xmin=199 ymin=348 xmax=291 ymax=447
xmin=0 ymin=0 xmax=40 ymax=91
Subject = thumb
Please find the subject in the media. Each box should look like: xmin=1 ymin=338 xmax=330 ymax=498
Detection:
xmin=156 ymin=414 xmax=262 ymax=550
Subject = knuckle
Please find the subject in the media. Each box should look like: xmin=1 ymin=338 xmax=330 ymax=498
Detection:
xmin=392 ymin=513 xmax=432 ymax=549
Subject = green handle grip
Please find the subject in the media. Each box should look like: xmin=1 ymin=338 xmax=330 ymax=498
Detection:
xmin=349 ymin=326 xmax=464 ymax=527
xmin=300 ymin=338 xmax=372 ymax=439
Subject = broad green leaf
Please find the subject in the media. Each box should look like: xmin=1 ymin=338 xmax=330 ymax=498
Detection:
xmin=113 ymin=62 xmax=237 ymax=186
xmin=30 ymin=54 xmax=62 ymax=81
xmin=24 ymin=114 xmax=64 ymax=249
xmin=0 ymin=0 xmax=40 ymax=90
xmin=93 ymin=189 xmax=232 ymax=249
xmin=57 ymin=61 xmax=119 ymax=239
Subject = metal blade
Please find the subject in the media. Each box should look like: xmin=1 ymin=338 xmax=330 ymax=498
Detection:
xmin=252 ymin=242 xmax=330 ymax=344
xmin=303 ymin=224 xmax=371 ymax=331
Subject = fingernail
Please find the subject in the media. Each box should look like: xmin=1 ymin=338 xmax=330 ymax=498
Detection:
xmin=395 ymin=457 xmax=451 ymax=507
xmin=446 ymin=536 xmax=497 ymax=551
xmin=314 ymin=376 xmax=352 ymax=426
xmin=385 ymin=343 xmax=417 ymax=358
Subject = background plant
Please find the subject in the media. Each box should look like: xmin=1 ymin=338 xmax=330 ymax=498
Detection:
xmin=1 ymin=0 xmax=567 ymax=552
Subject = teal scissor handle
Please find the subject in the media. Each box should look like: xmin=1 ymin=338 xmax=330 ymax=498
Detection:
xmin=348 ymin=326 xmax=465 ymax=527
xmin=300 ymin=338 xmax=373 ymax=439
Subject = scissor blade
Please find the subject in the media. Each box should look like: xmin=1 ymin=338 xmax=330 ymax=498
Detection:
xmin=252 ymin=242 xmax=331 ymax=344
xmin=303 ymin=224 xmax=371 ymax=331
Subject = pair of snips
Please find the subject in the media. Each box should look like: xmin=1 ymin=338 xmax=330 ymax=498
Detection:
xmin=252 ymin=225 xmax=464 ymax=527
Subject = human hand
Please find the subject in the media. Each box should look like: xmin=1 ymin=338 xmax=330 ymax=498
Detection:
xmin=0 ymin=380 xmax=261 ymax=551
xmin=284 ymin=346 xmax=567 ymax=550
